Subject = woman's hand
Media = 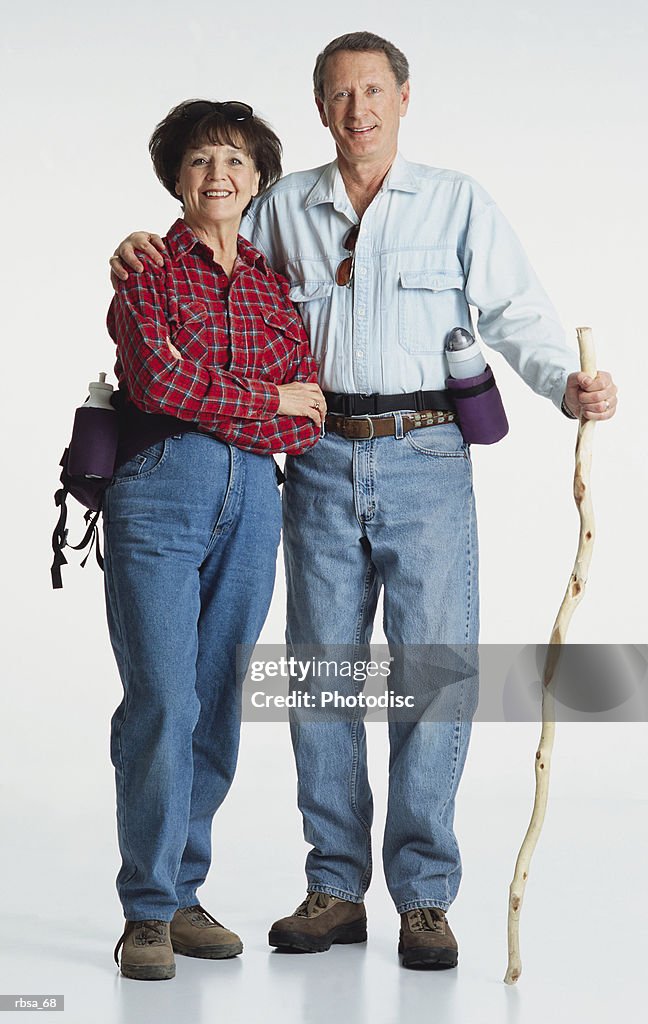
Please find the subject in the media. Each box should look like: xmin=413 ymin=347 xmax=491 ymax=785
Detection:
xmin=277 ymin=383 xmax=327 ymax=427
xmin=109 ymin=232 xmax=166 ymax=288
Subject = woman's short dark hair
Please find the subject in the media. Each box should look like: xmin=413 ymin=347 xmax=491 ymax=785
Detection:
xmin=149 ymin=100 xmax=283 ymax=203
xmin=313 ymin=32 xmax=410 ymax=100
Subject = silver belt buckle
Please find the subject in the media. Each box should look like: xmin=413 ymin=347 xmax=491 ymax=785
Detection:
xmin=359 ymin=415 xmax=375 ymax=440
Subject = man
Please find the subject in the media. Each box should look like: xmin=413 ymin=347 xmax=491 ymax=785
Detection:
xmin=111 ymin=31 xmax=618 ymax=969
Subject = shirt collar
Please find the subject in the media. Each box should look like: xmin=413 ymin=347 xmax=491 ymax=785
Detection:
xmin=235 ymin=232 xmax=271 ymax=275
xmin=165 ymin=218 xmax=270 ymax=276
xmin=382 ymin=152 xmax=420 ymax=194
xmin=304 ymin=152 xmax=419 ymax=212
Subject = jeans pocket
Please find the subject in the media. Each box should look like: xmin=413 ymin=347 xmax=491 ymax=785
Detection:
xmin=111 ymin=439 xmax=169 ymax=483
xmin=404 ymin=422 xmax=469 ymax=459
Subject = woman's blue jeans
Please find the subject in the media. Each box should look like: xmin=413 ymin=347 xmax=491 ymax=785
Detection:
xmin=283 ymin=421 xmax=479 ymax=913
xmin=103 ymin=433 xmax=281 ymax=922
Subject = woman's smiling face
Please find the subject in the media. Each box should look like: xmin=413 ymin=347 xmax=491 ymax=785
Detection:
xmin=175 ymin=140 xmax=260 ymax=232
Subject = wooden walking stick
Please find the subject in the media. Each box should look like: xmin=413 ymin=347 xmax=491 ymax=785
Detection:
xmin=503 ymin=327 xmax=597 ymax=985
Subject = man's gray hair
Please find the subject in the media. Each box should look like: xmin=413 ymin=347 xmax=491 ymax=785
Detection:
xmin=313 ymin=31 xmax=410 ymax=100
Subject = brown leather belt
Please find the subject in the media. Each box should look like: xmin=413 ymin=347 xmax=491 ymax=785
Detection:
xmin=326 ymin=409 xmax=455 ymax=440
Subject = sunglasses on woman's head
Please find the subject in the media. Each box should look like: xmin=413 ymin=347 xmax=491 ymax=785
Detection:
xmin=179 ymin=100 xmax=254 ymax=122
xmin=335 ymin=224 xmax=360 ymax=287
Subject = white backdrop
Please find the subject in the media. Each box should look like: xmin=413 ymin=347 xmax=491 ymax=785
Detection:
xmin=1 ymin=1 xmax=646 ymax=1020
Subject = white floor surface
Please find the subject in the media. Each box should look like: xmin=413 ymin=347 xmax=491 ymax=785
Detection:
xmin=1 ymin=723 xmax=646 ymax=1024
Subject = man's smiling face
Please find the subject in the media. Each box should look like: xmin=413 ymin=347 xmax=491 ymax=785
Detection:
xmin=316 ymin=49 xmax=410 ymax=167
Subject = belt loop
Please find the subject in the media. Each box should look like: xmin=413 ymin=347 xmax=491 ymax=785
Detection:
xmin=394 ymin=411 xmax=404 ymax=440
xmin=415 ymin=391 xmax=424 ymax=411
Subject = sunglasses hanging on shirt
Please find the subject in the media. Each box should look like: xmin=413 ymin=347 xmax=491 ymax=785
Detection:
xmin=335 ymin=224 xmax=360 ymax=287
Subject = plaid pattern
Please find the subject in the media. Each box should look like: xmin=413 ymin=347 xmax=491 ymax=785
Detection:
xmin=107 ymin=219 xmax=320 ymax=455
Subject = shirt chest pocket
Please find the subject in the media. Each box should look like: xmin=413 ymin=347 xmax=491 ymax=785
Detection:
xmin=169 ymin=300 xmax=211 ymax=362
xmin=259 ymin=306 xmax=306 ymax=365
xmin=398 ymin=271 xmax=467 ymax=355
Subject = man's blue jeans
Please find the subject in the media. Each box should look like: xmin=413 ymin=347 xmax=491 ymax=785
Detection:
xmin=283 ymin=420 xmax=479 ymax=914
xmin=103 ymin=433 xmax=281 ymax=922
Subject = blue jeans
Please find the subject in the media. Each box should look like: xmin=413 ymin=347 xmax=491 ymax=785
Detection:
xmin=103 ymin=433 xmax=281 ymax=921
xmin=283 ymin=419 xmax=479 ymax=913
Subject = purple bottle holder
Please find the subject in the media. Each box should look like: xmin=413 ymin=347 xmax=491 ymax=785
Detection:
xmin=67 ymin=405 xmax=119 ymax=480
xmin=446 ymin=365 xmax=509 ymax=445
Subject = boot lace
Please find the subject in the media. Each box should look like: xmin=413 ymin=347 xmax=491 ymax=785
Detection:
xmin=113 ymin=919 xmax=167 ymax=965
xmin=183 ymin=904 xmax=224 ymax=929
xmin=294 ymin=892 xmax=338 ymax=918
xmin=407 ymin=907 xmax=446 ymax=933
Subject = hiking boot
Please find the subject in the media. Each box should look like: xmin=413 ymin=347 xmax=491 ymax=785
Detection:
xmin=269 ymin=892 xmax=367 ymax=952
xmin=170 ymin=905 xmax=243 ymax=959
xmin=114 ymin=920 xmax=175 ymax=981
xmin=398 ymin=907 xmax=458 ymax=969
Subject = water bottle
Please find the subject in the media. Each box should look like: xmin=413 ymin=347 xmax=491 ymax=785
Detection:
xmin=444 ymin=329 xmax=509 ymax=444
xmin=445 ymin=328 xmax=487 ymax=379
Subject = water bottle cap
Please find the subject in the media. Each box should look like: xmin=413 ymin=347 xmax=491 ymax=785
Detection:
xmin=83 ymin=372 xmax=115 ymax=409
xmin=446 ymin=327 xmax=475 ymax=351
xmin=89 ymin=371 xmax=112 ymax=391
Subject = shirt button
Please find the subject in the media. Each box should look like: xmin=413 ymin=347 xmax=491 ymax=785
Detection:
xmin=357 ymin=266 xmax=367 ymax=277
xmin=357 ymin=307 xmax=366 ymax=317
xmin=356 ymin=349 xmax=365 ymax=358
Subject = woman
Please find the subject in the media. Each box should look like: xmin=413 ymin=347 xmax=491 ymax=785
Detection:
xmin=106 ymin=99 xmax=326 ymax=981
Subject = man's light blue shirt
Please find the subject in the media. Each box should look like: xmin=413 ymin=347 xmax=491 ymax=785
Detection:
xmin=243 ymin=153 xmax=578 ymax=409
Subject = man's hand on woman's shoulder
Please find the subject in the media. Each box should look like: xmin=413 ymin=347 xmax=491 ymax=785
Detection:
xmin=109 ymin=232 xmax=166 ymax=289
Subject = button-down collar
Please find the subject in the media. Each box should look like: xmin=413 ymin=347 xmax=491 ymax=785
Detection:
xmin=304 ymin=151 xmax=420 ymax=213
